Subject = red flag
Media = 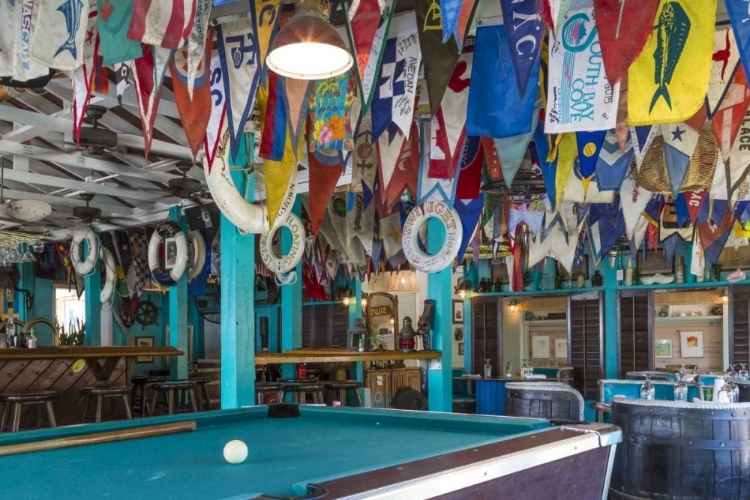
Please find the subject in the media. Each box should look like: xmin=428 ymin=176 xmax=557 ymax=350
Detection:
xmin=699 ymin=206 xmax=734 ymax=249
xmin=130 ymin=45 xmax=172 ymax=157
xmin=684 ymin=190 xmax=707 ymax=224
xmin=455 ymin=136 xmax=484 ymax=199
xmin=171 ymin=32 xmax=213 ymax=159
xmin=384 ymin=121 xmax=419 ymax=213
xmin=308 ymin=152 xmax=343 ymax=236
xmin=711 ymin=66 xmax=750 ymax=160
xmin=128 ymin=0 xmax=197 ymax=49
xmin=93 ymin=56 xmax=109 ymax=94
xmin=594 ymin=0 xmax=661 ymax=86
xmin=481 ymin=137 xmax=502 ymax=181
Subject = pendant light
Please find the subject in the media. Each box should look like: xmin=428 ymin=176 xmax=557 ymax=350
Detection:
xmin=266 ymin=0 xmax=353 ymax=80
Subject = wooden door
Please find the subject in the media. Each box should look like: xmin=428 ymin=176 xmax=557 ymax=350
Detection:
xmin=730 ymin=285 xmax=750 ymax=365
xmin=471 ymin=297 xmax=502 ymax=375
xmin=568 ymin=293 xmax=603 ymax=399
xmin=391 ymin=368 xmax=422 ymax=392
xmin=619 ymin=291 xmax=652 ymax=376
xmin=365 ymin=370 xmax=392 ymax=407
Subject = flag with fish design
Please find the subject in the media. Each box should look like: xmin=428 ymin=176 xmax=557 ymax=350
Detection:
xmin=711 ymin=67 xmax=750 ymax=161
xmin=370 ymin=23 xmax=421 ymax=141
xmin=593 ymin=0 xmax=661 ymax=86
xmin=98 ymin=0 xmax=143 ymax=66
xmin=706 ymin=24 xmax=741 ymax=118
xmin=30 ymin=0 xmax=90 ymax=70
xmin=628 ymin=0 xmax=716 ymax=125
xmin=662 ymin=121 xmax=701 ymax=196
xmin=494 ymin=98 xmax=542 ymax=188
xmin=345 ymin=0 xmax=396 ymax=111
xmin=186 ymin=0 xmax=211 ymax=97
xmin=429 ymin=41 xmax=473 ymax=179
xmin=631 ymin=125 xmax=657 ymax=169
xmin=171 ymin=34 xmax=213 ymax=159
xmin=216 ymin=15 xmax=261 ymax=157
xmin=545 ymin=4 xmax=619 ymax=133
xmin=129 ymin=45 xmax=172 ymax=157
xmin=415 ymin=0 xmax=460 ymax=116
xmin=70 ymin=9 xmax=99 ymax=146
xmin=595 ymin=129 xmax=634 ymax=190
xmin=500 ymin=0 xmax=544 ymax=97
xmin=467 ymin=17 xmax=540 ymax=138
xmin=127 ymin=0 xmax=196 ymax=49
xmin=726 ymin=0 xmax=750 ymax=90
xmin=203 ymin=49 xmax=226 ymax=167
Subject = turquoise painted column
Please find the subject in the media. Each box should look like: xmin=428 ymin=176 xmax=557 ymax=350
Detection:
xmin=83 ymin=235 xmax=102 ymax=346
xmin=426 ymin=220 xmax=453 ymax=412
xmin=16 ymin=245 xmax=35 ymax=322
xmin=220 ymin=161 xmax=256 ymax=408
xmin=603 ymin=261 xmax=618 ymax=379
xmin=168 ymin=207 xmax=189 ymax=380
xmin=462 ymin=261 xmax=477 ymax=374
xmin=348 ymin=279 xmax=364 ymax=400
xmin=280 ymin=197 xmax=303 ymax=379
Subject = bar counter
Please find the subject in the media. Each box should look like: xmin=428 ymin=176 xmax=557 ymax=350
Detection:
xmin=255 ymin=349 xmax=442 ymax=364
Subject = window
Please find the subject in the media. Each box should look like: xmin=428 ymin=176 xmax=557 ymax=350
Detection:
xmin=54 ymin=286 xmax=85 ymax=330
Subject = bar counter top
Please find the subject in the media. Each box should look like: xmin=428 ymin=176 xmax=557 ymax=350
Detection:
xmin=0 ymin=346 xmax=183 ymax=360
xmin=256 ymin=349 xmax=442 ymax=364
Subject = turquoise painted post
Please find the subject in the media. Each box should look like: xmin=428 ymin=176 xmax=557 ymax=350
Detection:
xmin=83 ymin=235 xmax=102 ymax=346
xmin=280 ymin=197 xmax=302 ymax=379
xmin=603 ymin=261 xmax=618 ymax=379
xmin=16 ymin=246 xmax=35 ymax=322
xmin=168 ymin=207 xmax=189 ymax=380
xmin=349 ymin=280 xmax=364 ymax=402
xmin=426 ymin=220 xmax=453 ymax=411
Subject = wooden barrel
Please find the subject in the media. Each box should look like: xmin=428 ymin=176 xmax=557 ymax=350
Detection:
xmin=610 ymin=398 xmax=750 ymax=499
xmin=504 ymin=382 xmax=584 ymax=422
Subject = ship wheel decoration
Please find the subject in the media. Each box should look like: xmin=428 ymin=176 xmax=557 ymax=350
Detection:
xmin=135 ymin=300 xmax=160 ymax=330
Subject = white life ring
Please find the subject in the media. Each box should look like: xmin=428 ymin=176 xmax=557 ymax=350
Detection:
xmin=100 ymin=247 xmax=116 ymax=304
xmin=187 ymin=230 xmax=207 ymax=282
xmin=402 ymin=201 xmax=463 ymax=273
xmin=148 ymin=221 xmax=188 ymax=286
xmin=70 ymin=226 xmax=99 ymax=276
xmin=259 ymin=213 xmax=305 ymax=275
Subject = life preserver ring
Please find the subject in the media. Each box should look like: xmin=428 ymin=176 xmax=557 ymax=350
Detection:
xmin=148 ymin=221 xmax=188 ymax=286
xmin=187 ymin=230 xmax=206 ymax=282
xmin=259 ymin=213 xmax=305 ymax=275
xmin=100 ymin=247 xmax=116 ymax=304
xmin=402 ymin=201 xmax=463 ymax=273
xmin=69 ymin=226 xmax=99 ymax=276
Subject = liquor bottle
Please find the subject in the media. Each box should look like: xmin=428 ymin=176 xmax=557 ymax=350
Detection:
xmin=7 ymin=317 xmax=17 ymax=348
xmin=625 ymin=260 xmax=633 ymax=286
xmin=675 ymin=256 xmax=684 ymax=283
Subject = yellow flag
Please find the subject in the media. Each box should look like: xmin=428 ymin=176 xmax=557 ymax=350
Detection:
xmin=254 ymin=0 xmax=283 ymax=68
xmin=627 ymin=0 xmax=716 ymax=125
xmin=556 ymin=133 xmax=577 ymax=205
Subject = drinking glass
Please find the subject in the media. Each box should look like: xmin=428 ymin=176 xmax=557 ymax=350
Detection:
xmin=740 ymin=364 xmax=749 ymax=383
xmin=673 ymin=373 xmax=688 ymax=402
xmin=640 ymin=375 xmax=655 ymax=400
xmin=483 ymin=359 xmax=492 ymax=379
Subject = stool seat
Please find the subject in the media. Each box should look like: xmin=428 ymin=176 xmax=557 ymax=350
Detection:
xmin=0 ymin=391 xmax=58 ymax=403
xmin=0 ymin=391 xmax=58 ymax=432
xmin=81 ymin=387 xmax=132 ymax=423
xmin=173 ymin=378 xmax=212 ymax=411
xmin=132 ymin=376 xmax=170 ymax=417
xmin=148 ymin=381 xmax=199 ymax=416
xmin=149 ymin=381 xmax=196 ymax=391
xmin=256 ymin=383 xmax=284 ymax=405
xmin=278 ymin=377 xmax=318 ymax=384
xmin=81 ymin=387 xmax=129 ymax=396
xmin=282 ymin=383 xmax=325 ymax=405
xmin=323 ymin=381 xmax=363 ymax=407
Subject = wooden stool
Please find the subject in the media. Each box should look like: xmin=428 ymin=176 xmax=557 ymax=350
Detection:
xmin=133 ymin=376 xmax=170 ymax=417
xmin=81 ymin=387 xmax=133 ymax=423
xmin=324 ymin=381 xmax=364 ymax=407
xmin=278 ymin=376 xmax=318 ymax=383
xmin=0 ymin=391 xmax=58 ymax=432
xmin=283 ymin=383 xmax=325 ymax=404
xmin=256 ymin=382 xmax=284 ymax=405
xmin=173 ymin=378 xmax=212 ymax=411
xmin=148 ymin=381 xmax=198 ymax=416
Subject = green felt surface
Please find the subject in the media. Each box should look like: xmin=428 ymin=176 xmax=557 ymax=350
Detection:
xmin=0 ymin=406 xmax=549 ymax=499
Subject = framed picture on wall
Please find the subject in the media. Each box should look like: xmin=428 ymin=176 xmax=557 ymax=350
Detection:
xmin=458 ymin=342 xmax=464 ymax=355
xmin=655 ymin=339 xmax=673 ymax=358
xmin=452 ymin=300 xmax=464 ymax=324
xmin=164 ymin=237 xmax=178 ymax=270
xmin=554 ymin=338 xmax=568 ymax=359
xmin=680 ymin=331 xmax=704 ymax=358
xmin=638 ymin=251 xmax=674 ymax=275
xmin=136 ymin=337 xmax=154 ymax=363
xmin=532 ymin=335 xmax=550 ymax=359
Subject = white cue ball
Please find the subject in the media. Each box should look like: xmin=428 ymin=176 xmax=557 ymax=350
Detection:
xmin=223 ymin=440 xmax=248 ymax=464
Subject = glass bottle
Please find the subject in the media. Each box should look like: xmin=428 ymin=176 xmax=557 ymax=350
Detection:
xmin=7 ymin=317 xmax=17 ymax=348
xmin=675 ymin=256 xmax=684 ymax=283
xmin=483 ymin=359 xmax=492 ymax=379
xmin=591 ymin=270 xmax=603 ymax=287
xmin=640 ymin=376 xmax=655 ymax=400
xmin=673 ymin=373 xmax=688 ymax=402
xmin=505 ymin=362 xmax=512 ymax=379
xmin=739 ymin=363 xmax=749 ymax=382
xmin=577 ymin=274 xmax=585 ymax=288
xmin=625 ymin=260 xmax=633 ymax=286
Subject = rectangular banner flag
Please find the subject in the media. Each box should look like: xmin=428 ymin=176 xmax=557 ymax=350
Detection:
xmin=98 ymin=0 xmax=143 ymax=66
xmin=203 ymin=49 xmax=226 ymax=167
xmin=628 ymin=0 xmax=716 ymax=125
xmin=127 ymin=0 xmax=197 ymax=49
xmin=545 ymin=4 xmax=619 ymax=133
xmin=3 ymin=0 xmax=49 ymax=81
xmin=30 ymin=0 xmax=91 ymax=71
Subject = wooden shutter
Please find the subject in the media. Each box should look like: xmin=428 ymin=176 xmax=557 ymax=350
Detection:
xmin=301 ymin=304 xmax=350 ymax=347
xmin=331 ymin=306 xmax=349 ymax=346
xmin=619 ymin=291 xmax=651 ymax=376
xmin=730 ymin=285 xmax=750 ymax=365
xmin=568 ymin=294 xmax=602 ymax=399
xmin=471 ymin=297 xmax=501 ymax=375
xmin=301 ymin=305 xmax=316 ymax=347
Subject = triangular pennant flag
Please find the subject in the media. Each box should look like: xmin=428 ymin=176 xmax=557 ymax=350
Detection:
xmin=439 ymin=0 xmax=461 ymax=43
xmin=347 ymin=192 xmax=376 ymax=257
xmin=418 ymin=120 xmax=459 ymax=205
xmin=377 ymin=129 xmax=408 ymax=201
xmin=454 ymin=196 xmax=484 ymax=261
xmin=628 ymin=0 xmax=717 ymax=125
xmin=595 ymin=129 xmax=634 ymax=190
xmin=98 ymin=0 xmax=143 ymax=66
xmin=415 ymin=0 xmax=460 ymax=116
xmin=575 ymin=129 xmax=607 ymax=181
xmin=385 ymin=121 xmax=420 ymax=212
xmin=455 ymin=136 xmax=483 ymax=200
xmin=127 ymin=0 xmax=196 ymax=49
xmin=616 ymin=78 xmax=629 ymax=148
xmin=684 ymin=189 xmax=707 ymax=223
xmin=186 ymin=0 xmax=211 ymax=98
xmin=284 ymin=77 xmax=314 ymax=148
xmin=381 ymin=209 xmax=404 ymax=264
xmin=706 ymin=24 xmax=741 ymax=118
xmin=251 ymin=0 xmax=282 ymax=69
xmin=724 ymin=100 xmax=750 ymax=197
xmin=533 ymin=118 xmax=560 ymax=209
xmin=621 ymin=173 xmax=653 ymax=240
xmin=593 ymin=0 xmax=661 ymax=86
xmin=631 ymin=125 xmax=657 ymax=169
xmin=662 ymin=121 xmax=701 ymax=196
xmin=482 ymin=137 xmax=503 ymax=180
xmin=171 ymin=34 xmax=213 ymax=159
xmin=264 ymin=160 xmax=297 ymax=229
xmin=699 ymin=202 xmax=734 ymax=251
xmin=690 ymin=230 xmax=704 ymax=277
xmin=540 ymin=0 xmax=572 ymax=35
xmin=309 ymin=152 xmax=343 ymax=236
xmin=129 ymin=45 xmax=172 ymax=157
xmin=674 ymin=193 xmax=689 ymax=226
xmin=93 ymin=54 xmax=109 ymax=94
xmin=30 ymin=0 xmax=91 ymax=71
xmin=555 ymin=133 xmax=577 ymax=204
xmin=726 ymin=0 xmax=750 ymax=92
xmin=216 ymin=16 xmax=262 ymax=157
xmin=70 ymin=9 xmax=100 ymax=146
xmin=259 ymin=71 xmax=291 ymax=162
xmin=203 ymin=48 xmax=226 ymax=168
xmin=113 ymin=62 xmax=131 ymax=106
xmin=508 ymin=208 xmax=545 ymax=235
xmin=545 ymin=4 xmax=619 ymax=133
xmin=499 ymin=0 xmax=544 ymax=97
xmin=453 ymin=0 xmax=478 ymax=50
xmin=710 ymin=66 xmax=750 ymax=161
xmin=495 ymin=98 xmax=541 ymax=188
xmin=660 ymin=197 xmax=693 ymax=242
xmin=352 ymin=114 xmax=378 ymax=195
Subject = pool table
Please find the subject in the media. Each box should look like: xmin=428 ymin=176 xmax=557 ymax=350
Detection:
xmin=0 ymin=404 xmax=621 ymax=499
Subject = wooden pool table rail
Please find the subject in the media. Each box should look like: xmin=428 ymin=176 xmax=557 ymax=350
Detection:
xmin=255 ymin=350 xmax=441 ymax=364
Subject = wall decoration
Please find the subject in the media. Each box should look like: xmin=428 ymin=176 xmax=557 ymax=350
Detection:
xmin=554 ymin=338 xmax=568 ymax=359
xmin=557 ymin=259 xmax=588 ymax=280
xmin=638 ymin=251 xmax=674 ymax=275
xmin=680 ymin=331 xmax=704 ymax=358
xmin=655 ymin=339 xmax=673 ymax=358
xmin=454 ymin=327 xmax=464 ymax=341
xmin=452 ymin=300 xmax=464 ymax=324
xmin=165 ymin=237 xmax=178 ymax=270
xmin=458 ymin=342 xmax=464 ymax=355
xmin=136 ymin=337 xmax=154 ymax=363
xmin=532 ymin=335 xmax=550 ymax=359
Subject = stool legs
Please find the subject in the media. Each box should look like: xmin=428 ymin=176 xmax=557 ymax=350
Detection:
xmin=122 ymin=394 xmax=133 ymax=420
xmin=167 ymin=389 xmax=175 ymax=415
xmin=188 ymin=388 xmax=198 ymax=412
xmin=1 ymin=403 xmax=9 ymax=432
xmin=200 ymin=383 xmax=210 ymax=411
xmin=353 ymin=389 xmax=363 ymax=407
xmin=11 ymin=403 xmax=21 ymax=432
xmin=45 ymin=401 xmax=57 ymax=428
xmin=95 ymin=395 xmax=103 ymax=423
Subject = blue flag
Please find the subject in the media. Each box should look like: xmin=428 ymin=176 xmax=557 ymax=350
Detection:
xmin=532 ymin=120 xmax=559 ymax=209
xmin=726 ymin=1 xmax=750 ymax=89
xmin=499 ymin=0 xmax=544 ymax=97
xmin=594 ymin=130 xmax=633 ymax=191
xmin=454 ymin=195 xmax=484 ymax=261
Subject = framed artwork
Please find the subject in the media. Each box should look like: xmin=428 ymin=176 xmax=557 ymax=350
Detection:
xmin=638 ymin=251 xmax=674 ymax=275
xmin=136 ymin=336 xmax=154 ymax=363
xmin=458 ymin=342 xmax=464 ymax=355
xmin=654 ymin=339 xmax=673 ymax=358
xmin=680 ymin=331 xmax=704 ymax=358
xmin=532 ymin=335 xmax=550 ymax=359
xmin=164 ymin=237 xmax=178 ymax=270
xmin=452 ymin=300 xmax=464 ymax=324
xmin=554 ymin=338 xmax=568 ymax=359
xmin=557 ymin=259 xmax=588 ymax=280
xmin=454 ymin=327 xmax=464 ymax=341
xmin=491 ymin=259 xmax=510 ymax=284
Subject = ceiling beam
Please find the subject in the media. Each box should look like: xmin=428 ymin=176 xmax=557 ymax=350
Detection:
xmin=0 ymin=188 xmax=148 ymax=214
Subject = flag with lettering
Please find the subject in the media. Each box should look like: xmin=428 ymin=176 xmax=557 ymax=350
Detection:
xmin=71 ymin=9 xmax=99 ymax=146
xmin=593 ymin=0 xmax=661 ymax=86
xmin=345 ymin=0 xmax=396 ymax=111
xmin=721 ymin=101 xmax=750 ymax=198
xmin=30 ymin=0 xmax=91 ymax=70
xmin=726 ymin=0 xmax=750 ymax=89
xmin=545 ymin=4 xmax=619 ymax=133
xmin=127 ymin=0 xmax=196 ymax=49
xmin=129 ymin=45 xmax=172 ymax=157
xmin=171 ymin=35 xmax=213 ymax=159
xmin=595 ymin=129 xmax=634 ymax=190
xmin=1 ymin=1 xmax=49 ymax=81
xmin=706 ymin=24 xmax=741 ymax=118
xmin=467 ymin=17 xmax=540 ymax=138
xmin=186 ymin=0 xmax=211 ymax=97
xmin=628 ymin=0 xmax=716 ymax=125
xmin=711 ymin=67 xmax=750 ymax=161
xmin=370 ymin=25 xmax=421 ymax=141
xmin=204 ymin=49 xmax=226 ymax=167
xmin=98 ymin=0 xmax=143 ymax=66
xmin=416 ymin=0 xmax=460 ymax=116
xmin=216 ymin=15 xmax=261 ymax=157
xmin=499 ymin=0 xmax=544 ymax=97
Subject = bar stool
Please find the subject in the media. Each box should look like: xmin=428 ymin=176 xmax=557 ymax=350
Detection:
xmin=81 ymin=387 xmax=133 ymax=423
xmin=0 ymin=391 xmax=58 ymax=432
xmin=133 ymin=376 xmax=170 ymax=417
xmin=283 ymin=383 xmax=325 ymax=404
xmin=256 ymin=382 xmax=284 ymax=405
xmin=173 ymin=378 xmax=212 ymax=411
xmin=324 ymin=381 xmax=364 ymax=407
xmin=278 ymin=376 xmax=318 ymax=383
xmin=148 ymin=381 xmax=199 ymax=416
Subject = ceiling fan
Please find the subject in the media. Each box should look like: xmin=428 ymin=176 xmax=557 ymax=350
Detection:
xmin=65 ymin=105 xmax=129 ymax=158
xmin=67 ymin=193 xmax=133 ymax=227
